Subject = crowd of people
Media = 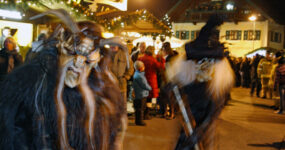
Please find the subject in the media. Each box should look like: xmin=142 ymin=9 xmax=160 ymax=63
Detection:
xmin=0 ymin=30 xmax=180 ymax=127
xmin=0 ymin=12 xmax=263 ymax=149
xmin=227 ymin=51 xmax=285 ymax=114
xmin=1 ymin=33 xmax=284 ymax=127
xmin=129 ymin=41 xmax=179 ymax=125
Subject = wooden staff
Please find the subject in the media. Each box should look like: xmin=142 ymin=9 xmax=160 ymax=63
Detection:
xmin=173 ymin=85 xmax=203 ymax=150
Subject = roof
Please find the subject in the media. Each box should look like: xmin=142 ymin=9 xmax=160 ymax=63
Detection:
xmin=128 ymin=0 xmax=285 ymax=25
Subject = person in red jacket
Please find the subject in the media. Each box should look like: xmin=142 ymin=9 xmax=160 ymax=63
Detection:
xmin=138 ymin=46 xmax=165 ymax=119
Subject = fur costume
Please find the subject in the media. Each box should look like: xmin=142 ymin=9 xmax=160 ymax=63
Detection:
xmin=0 ymin=42 xmax=125 ymax=150
xmin=166 ymin=15 xmax=234 ymax=150
xmin=0 ymin=9 xmax=126 ymax=150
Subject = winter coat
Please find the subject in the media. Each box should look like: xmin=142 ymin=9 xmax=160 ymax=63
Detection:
xmin=250 ymin=56 xmax=261 ymax=81
xmin=0 ymin=48 xmax=22 ymax=81
xmin=275 ymin=64 xmax=285 ymax=87
xmin=131 ymin=50 xmax=144 ymax=62
xmin=269 ymin=58 xmax=279 ymax=88
xmin=111 ymin=49 xmax=134 ymax=92
xmin=138 ymin=54 xmax=165 ymax=98
xmin=25 ymin=40 xmax=45 ymax=62
xmin=133 ymin=71 xmax=152 ymax=99
xmin=257 ymin=58 xmax=273 ymax=78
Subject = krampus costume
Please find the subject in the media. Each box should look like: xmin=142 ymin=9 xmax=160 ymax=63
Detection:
xmin=0 ymin=9 xmax=126 ymax=150
xmin=167 ymin=15 xmax=234 ymax=150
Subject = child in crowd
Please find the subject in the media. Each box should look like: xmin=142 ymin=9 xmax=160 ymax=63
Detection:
xmin=132 ymin=61 xmax=152 ymax=126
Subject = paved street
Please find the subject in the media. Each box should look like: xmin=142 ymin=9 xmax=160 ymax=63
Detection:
xmin=123 ymin=88 xmax=285 ymax=150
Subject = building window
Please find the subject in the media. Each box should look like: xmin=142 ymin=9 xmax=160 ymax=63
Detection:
xmin=226 ymin=30 xmax=241 ymax=40
xmin=244 ymin=30 xmax=261 ymax=40
xmin=270 ymin=31 xmax=282 ymax=43
xmin=176 ymin=31 xmax=180 ymax=39
xmin=191 ymin=30 xmax=200 ymax=40
xmin=176 ymin=31 xmax=189 ymax=40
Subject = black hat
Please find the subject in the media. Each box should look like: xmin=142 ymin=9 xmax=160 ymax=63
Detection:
xmin=185 ymin=14 xmax=225 ymax=60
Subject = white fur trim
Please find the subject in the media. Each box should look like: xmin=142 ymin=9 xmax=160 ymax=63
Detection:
xmin=166 ymin=54 xmax=197 ymax=86
xmin=208 ymin=58 xmax=235 ymax=99
xmin=167 ymin=56 xmax=234 ymax=99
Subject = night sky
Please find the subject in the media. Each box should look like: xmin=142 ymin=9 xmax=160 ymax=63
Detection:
xmin=127 ymin=0 xmax=285 ymax=24
xmin=127 ymin=0 xmax=178 ymax=18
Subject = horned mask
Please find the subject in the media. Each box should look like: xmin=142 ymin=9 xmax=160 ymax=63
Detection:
xmin=30 ymin=9 xmax=127 ymax=150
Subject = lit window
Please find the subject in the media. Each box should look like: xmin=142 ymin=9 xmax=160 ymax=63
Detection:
xmin=176 ymin=31 xmax=189 ymax=40
xmin=244 ymin=30 xmax=261 ymax=40
xmin=191 ymin=30 xmax=200 ymax=40
xmin=226 ymin=30 xmax=241 ymax=40
xmin=270 ymin=31 xmax=282 ymax=43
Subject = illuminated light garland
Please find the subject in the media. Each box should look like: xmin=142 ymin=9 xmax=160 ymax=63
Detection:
xmin=0 ymin=1 xmax=170 ymax=36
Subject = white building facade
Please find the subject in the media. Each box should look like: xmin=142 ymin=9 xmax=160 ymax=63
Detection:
xmin=173 ymin=20 xmax=284 ymax=57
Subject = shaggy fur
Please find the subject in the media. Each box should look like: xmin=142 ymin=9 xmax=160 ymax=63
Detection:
xmin=167 ymin=54 xmax=234 ymax=99
xmin=167 ymin=53 xmax=234 ymax=150
xmin=0 ymin=46 xmax=126 ymax=150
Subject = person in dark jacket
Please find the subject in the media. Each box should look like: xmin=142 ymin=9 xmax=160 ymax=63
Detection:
xmin=240 ymin=57 xmax=251 ymax=88
xmin=250 ymin=54 xmax=262 ymax=97
xmin=25 ymin=33 xmax=47 ymax=62
xmin=131 ymin=42 xmax=146 ymax=62
xmin=158 ymin=42 xmax=178 ymax=119
xmin=133 ymin=60 xmax=152 ymax=125
xmin=0 ymin=37 xmax=22 ymax=81
xmin=274 ymin=56 xmax=285 ymax=114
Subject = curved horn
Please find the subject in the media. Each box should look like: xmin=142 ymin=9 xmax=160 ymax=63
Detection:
xmin=30 ymin=9 xmax=80 ymax=34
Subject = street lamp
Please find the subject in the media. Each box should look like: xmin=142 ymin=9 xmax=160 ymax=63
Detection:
xmin=249 ymin=15 xmax=257 ymax=21
xmin=249 ymin=15 xmax=257 ymax=51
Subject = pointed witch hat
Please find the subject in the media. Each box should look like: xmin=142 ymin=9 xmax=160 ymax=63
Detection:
xmin=185 ymin=14 xmax=225 ymax=60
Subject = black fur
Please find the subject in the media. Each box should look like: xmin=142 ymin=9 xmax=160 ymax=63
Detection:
xmin=0 ymin=46 xmax=125 ymax=150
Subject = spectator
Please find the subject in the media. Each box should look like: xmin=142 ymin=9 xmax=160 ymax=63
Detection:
xmin=131 ymin=42 xmax=146 ymax=62
xmin=257 ymin=51 xmax=273 ymax=99
xmin=274 ymin=56 xmax=285 ymax=114
xmin=104 ymin=37 xmax=134 ymax=110
xmin=158 ymin=42 xmax=178 ymax=119
xmin=240 ymin=57 xmax=250 ymax=87
xmin=133 ymin=61 xmax=152 ymax=126
xmin=235 ymin=57 xmax=242 ymax=87
xmin=269 ymin=52 xmax=281 ymax=100
xmin=25 ymin=33 xmax=47 ymax=62
xmin=0 ymin=37 xmax=23 ymax=81
xmin=131 ymin=42 xmax=140 ymax=54
xmin=139 ymin=46 xmax=165 ymax=119
xmin=250 ymin=54 xmax=262 ymax=97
